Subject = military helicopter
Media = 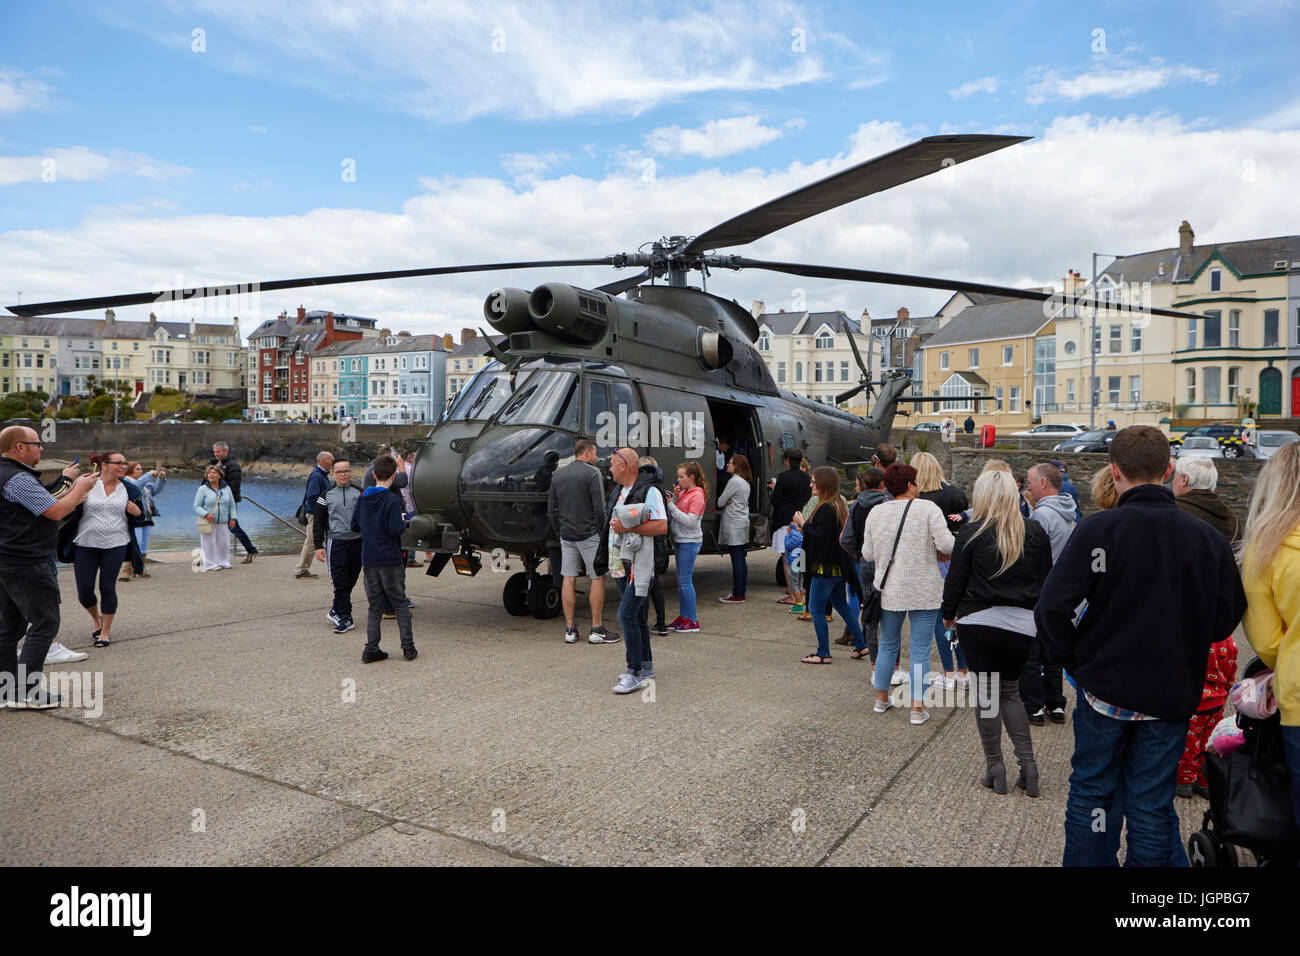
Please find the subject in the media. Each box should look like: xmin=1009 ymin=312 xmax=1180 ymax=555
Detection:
xmin=9 ymin=132 xmax=1196 ymax=619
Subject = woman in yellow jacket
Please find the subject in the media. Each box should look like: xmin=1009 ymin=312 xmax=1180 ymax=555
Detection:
xmin=1239 ymin=441 xmax=1300 ymax=830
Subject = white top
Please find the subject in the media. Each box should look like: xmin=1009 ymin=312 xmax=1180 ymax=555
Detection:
xmin=73 ymin=479 xmax=132 ymax=549
xmin=861 ymin=497 xmax=955 ymax=611
xmin=957 ymin=605 xmax=1038 ymax=637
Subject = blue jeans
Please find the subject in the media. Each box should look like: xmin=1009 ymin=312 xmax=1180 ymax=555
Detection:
xmin=675 ymin=542 xmax=701 ymax=621
xmin=728 ymin=546 xmax=748 ymax=598
xmin=1064 ymin=697 xmax=1189 ymax=867
xmin=615 ymin=565 xmax=652 ymax=674
xmin=933 ymin=613 xmax=969 ymax=672
xmin=230 ymin=518 xmax=258 ymax=555
xmin=134 ymin=524 xmax=152 ymax=555
xmin=1284 ymin=725 xmax=1300 ymax=832
xmin=873 ymin=608 xmax=939 ymax=700
xmin=809 ymin=574 xmax=865 ymax=658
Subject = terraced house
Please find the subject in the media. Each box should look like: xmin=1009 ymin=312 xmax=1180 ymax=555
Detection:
xmin=0 ymin=318 xmax=61 ymax=398
xmin=247 ymin=307 xmax=375 ymax=420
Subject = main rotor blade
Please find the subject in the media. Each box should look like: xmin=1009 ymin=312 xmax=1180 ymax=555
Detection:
xmin=682 ymin=134 xmax=1029 ymax=256
xmin=730 ymin=257 xmax=1199 ymax=320
xmin=6 ymin=258 xmax=618 ymax=317
xmin=596 ymin=269 xmax=651 ymax=296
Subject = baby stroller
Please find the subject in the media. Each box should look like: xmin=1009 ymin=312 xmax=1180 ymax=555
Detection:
xmin=1189 ymin=658 xmax=1300 ymax=867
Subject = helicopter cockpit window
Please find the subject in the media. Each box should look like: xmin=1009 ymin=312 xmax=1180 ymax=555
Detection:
xmin=446 ymin=361 xmax=515 ymax=421
xmin=585 ymin=381 xmax=611 ymax=437
xmin=494 ymin=370 xmax=579 ymax=430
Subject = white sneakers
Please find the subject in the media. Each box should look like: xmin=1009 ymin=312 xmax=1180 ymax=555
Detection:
xmin=889 ymin=670 xmax=907 ymax=686
xmin=910 ymin=709 xmax=931 ymax=725
xmin=45 ymin=642 xmax=89 ymax=664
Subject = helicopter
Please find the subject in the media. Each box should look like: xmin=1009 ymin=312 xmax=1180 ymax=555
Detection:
xmin=9 ymin=131 xmax=1198 ymax=619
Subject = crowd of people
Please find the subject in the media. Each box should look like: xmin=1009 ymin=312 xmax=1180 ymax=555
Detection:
xmin=2 ymin=417 xmax=1298 ymax=865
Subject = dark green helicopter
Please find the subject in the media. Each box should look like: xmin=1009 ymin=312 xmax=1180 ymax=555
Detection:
xmin=8 ymin=132 xmax=1193 ymax=619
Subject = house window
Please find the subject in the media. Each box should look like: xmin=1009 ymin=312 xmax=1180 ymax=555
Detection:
xmin=1210 ymin=268 xmax=1221 ymax=292
xmin=840 ymin=361 xmax=849 ymax=381
xmin=1064 ymin=340 xmax=1077 ymax=355
xmin=1228 ymin=367 xmax=1240 ymax=403
xmin=1203 ymin=311 xmax=1221 ymax=349
xmin=1109 ymin=325 xmax=1122 ymax=353
xmin=777 ymin=362 xmax=786 ymax=383
xmin=1204 ymin=367 xmax=1222 ymax=405
xmin=1264 ymin=309 xmax=1279 ymax=347
xmin=1002 ymin=345 xmax=1013 ymax=365
xmin=968 ymin=348 xmax=979 ymax=368
xmin=1186 ymin=369 xmax=1197 ymax=404
xmin=1131 ymin=324 xmax=1142 ymax=352
xmin=1066 ymin=378 xmax=1075 ymax=406
xmin=1093 ymin=326 xmax=1101 ymax=354
xmin=939 ymin=352 xmax=949 ymax=371
xmin=1108 ymin=376 xmax=1121 ymax=405
xmin=757 ymin=333 xmax=770 ymax=351
xmin=1229 ymin=310 xmax=1240 ymax=347
xmin=1009 ymin=386 xmax=1021 ymax=413
xmin=814 ymin=362 xmax=822 ymax=383
xmin=994 ymin=386 xmax=1004 ymax=411
xmin=795 ymin=362 xmax=803 ymax=382
xmin=815 ymin=332 xmax=833 ymax=349
xmin=1187 ymin=318 xmax=1198 ymax=350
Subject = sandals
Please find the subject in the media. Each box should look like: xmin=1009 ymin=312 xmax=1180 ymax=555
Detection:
xmin=800 ymin=653 xmax=832 ymax=665
xmin=91 ymin=627 xmax=110 ymax=648
xmin=850 ymin=648 xmax=872 ymax=661
xmin=777 ymin=596 xmax=798 ymax=605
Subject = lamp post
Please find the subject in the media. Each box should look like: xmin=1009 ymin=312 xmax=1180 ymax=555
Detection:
xmin=1090 ymin=252 xmax=1124 ymax=431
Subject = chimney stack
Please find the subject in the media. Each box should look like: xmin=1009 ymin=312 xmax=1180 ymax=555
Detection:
xmin=896 ymin=306 xmax=909 ymax=321
xmin=296 ymin=306 xmax=307 ymax=323
xmin=461 ymin=328 xmax=476 ymax=345
xmin=443 ymin=333 xmax=455 ymax=350
xmin=861 ymin=308 xmax=871 ymax=319
xmin=325 ymin=312 xmax=334 ymax=335
xmin=148 ymin=311 xmax=158 ymax=328
xmin=1178 ymin=220 xmax=1195 ymax=256
xmin=105 ymin=308 xmax=115 ymax=325
xmin=750 ymin=299 xmax=766 ymax=318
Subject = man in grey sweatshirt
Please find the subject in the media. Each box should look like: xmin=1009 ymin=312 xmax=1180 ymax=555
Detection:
xmin=547 ymin=438 xmax=613 ymax=645
xmin=1023 ymin=461 xmax=1079 ymax=723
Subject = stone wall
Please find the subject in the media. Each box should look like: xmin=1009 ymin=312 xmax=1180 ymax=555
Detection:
xmin=36 ymin=422 xmax=430 ymax=473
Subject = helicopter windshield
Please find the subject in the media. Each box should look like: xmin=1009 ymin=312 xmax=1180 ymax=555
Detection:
xmin=445 ymin=361 xmax=512 ymax=421
xmin=495 ymin=371 xmax=579 ymax=429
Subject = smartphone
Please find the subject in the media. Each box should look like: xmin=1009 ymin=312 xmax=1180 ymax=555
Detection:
xmin=72 ymin=456 xmax=79 ymax=465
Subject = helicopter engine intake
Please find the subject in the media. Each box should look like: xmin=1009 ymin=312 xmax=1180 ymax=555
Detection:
xmin=527 ymin=282 xmax=611 ymax=345
xmin=483 ymin=287 xmax=536 ymax=334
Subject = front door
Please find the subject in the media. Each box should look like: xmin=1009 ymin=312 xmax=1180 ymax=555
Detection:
xmin=1292 ymin=370 xmax=1300 ymax=416
xmin=1259 ymin=367 xmax=1282 ymax=415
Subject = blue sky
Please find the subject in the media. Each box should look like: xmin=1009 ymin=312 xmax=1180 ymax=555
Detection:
xmin=2 ymin=0 xmax=1298 ymax=335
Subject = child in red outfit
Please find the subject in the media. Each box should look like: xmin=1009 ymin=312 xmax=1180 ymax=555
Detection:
xmin=1177 ymin=635 xmax=1239 ymax=793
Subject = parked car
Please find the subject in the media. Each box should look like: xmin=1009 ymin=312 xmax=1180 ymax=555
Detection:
xmin=157 ymin=419 xmax=184 ymax=425
xmin=1053 ymin=429 xmax=1116 ymax=453
xmin=1011 ymin=423 xmax=1086 ymax=438
xmin=1254 ymin=429 xmax=1300 ymax=460
xmin=911 ymin=422 xmax=943 ymax=432
xmin=1169 ymin=422 xmax=1250 ymax=459
xmin=221 ymin=418 xmax=244 ymax=424
xmin=1177 ymin=436 xmax=1224 ymax=459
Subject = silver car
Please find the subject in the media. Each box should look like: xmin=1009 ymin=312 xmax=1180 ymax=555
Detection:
xmin=1178 ymin=436 xmax=1223 ymax=459
xmin=1253 ymin=430 xmax=1300 ymax=460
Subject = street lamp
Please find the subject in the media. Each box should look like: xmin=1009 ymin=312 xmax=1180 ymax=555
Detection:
xmin=1090 ymin=252 xmax=1125 ymax=431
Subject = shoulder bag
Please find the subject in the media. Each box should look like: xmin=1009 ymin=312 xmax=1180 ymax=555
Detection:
xmin=860 ymin=499 xmax=913 ymax=631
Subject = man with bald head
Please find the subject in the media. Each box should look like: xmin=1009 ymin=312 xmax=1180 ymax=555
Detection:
xmin=0 ymin=426 xmax=98 ymax=708
xmin=605 ymin=447 xmax=668 ymax=695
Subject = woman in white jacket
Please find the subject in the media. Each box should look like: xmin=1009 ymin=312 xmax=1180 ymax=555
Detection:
xmin=193 ymin=464 xmax=238 ymax=571
xmin=861 ymin=461 xmax=955 ymax=724
xmin=717 ymin=454 xmax=752 ymax=603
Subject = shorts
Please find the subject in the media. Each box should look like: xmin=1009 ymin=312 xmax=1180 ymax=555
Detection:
xmin=771 ymin=526 xmax=788 ymax=553
xmin=560 ymin=534 xmax=600 ymax=577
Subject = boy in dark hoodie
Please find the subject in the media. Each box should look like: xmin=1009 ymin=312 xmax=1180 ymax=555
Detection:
xmin=350 ymin=455 xmax=416 ymax=662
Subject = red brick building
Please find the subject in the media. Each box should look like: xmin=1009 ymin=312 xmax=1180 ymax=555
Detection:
xmin=247 ymin=307 xmax=378 ymax=420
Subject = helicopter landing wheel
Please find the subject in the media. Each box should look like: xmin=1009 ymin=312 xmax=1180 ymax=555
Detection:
xmin=502 ymin=572 xmax=530 ymax=616
xmin=775 ymin=556 xmax=787 ymax=588
xmin=527 ymin=577 xmax=561 ymax=619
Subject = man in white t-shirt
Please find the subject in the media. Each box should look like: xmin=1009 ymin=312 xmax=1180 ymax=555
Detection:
xmin=608 ymin=447 xmax=667 ymax=695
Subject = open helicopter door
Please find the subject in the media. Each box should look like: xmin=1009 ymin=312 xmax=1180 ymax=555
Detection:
xmin=706 ymin=398 xmax=769 ymax=546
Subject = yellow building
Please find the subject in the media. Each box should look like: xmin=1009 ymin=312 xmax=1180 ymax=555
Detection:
xmin=919 ymin=293 xmax=1057 ymax=432
xmin=0 ymin=319 xmax=61 ymax=398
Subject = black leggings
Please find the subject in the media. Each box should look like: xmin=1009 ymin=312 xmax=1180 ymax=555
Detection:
xmin=74 ymin=545 xmax=128 ymax=615
xmin=955 ymin=623 xmax=1033 ymax=680
xmin=649 ymin=573 xmax=665 ymax=628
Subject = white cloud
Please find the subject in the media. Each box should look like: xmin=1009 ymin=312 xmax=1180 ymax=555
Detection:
xmin=248 ymin=125 xmax=269 ymax=134
xmin=1254 ymin=96 xmax=1300 ymax=130
xmin=1026 ymin=61 xmax=1219 ymax=105
xmin=0 ymin=147 xmax=192 ymax=186
xmin=3 ymin=114 xmax=1296 ymax=335
xmin=645 ymin=116 xmax=792 ymax=159
xmin=950 ymin=77 xmax=998 ymax=99
xmin=0 ymin=67 xmax=54 ymax=113
xmin=109 ymin=0 xmax=838 ymax=121
xmin=500 ymin=151 xmax=569 ymax=179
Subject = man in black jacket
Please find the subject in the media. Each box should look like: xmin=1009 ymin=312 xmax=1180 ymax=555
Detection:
xmin=1034 ymin=425 xmax=1246 ymax=867
xmin=768 ymin=448 xmax=812 ymax=605
xmin=211 ymin=442 xmax=258 ymax=563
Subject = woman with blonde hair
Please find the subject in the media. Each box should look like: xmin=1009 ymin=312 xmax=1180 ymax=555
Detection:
xmin=1089 ymin=465 xmax=1118 ymax=511
xmin=911 ymin=451 xmax=971 ymax=689
xmin=1239 ymin=442 xmax=1300 ymax=829
xmin=796 ymin=467 xmax=867 ymax=664
xmin=942 ymin=469 xmax=1052 ymax=794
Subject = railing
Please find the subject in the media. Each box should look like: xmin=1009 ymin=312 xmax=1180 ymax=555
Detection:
xmin=240 ymin=495 xmax=307 ymax=538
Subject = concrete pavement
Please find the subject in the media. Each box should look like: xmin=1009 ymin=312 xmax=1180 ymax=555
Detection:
xmin=1 ymin=553 xmax=1227 ymax=866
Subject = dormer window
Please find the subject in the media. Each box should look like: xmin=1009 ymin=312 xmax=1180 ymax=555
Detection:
xmin=815 ymin=331 xmax=834 ymax=349
xmin=1210 ymin=268 xmax=1221 ymax=292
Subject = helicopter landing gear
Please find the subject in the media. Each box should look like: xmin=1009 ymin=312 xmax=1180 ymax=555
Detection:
xmin=501 ymin=560 xmax=561 ymax=619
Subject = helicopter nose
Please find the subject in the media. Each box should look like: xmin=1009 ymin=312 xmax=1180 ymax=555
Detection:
xmin=457 ymin=427 xmax=578 ymax=545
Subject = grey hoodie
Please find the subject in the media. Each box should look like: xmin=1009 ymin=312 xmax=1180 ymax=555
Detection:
xmin=1030 ymin=493 xmax=1078 ymax=562
xmin=840 ymin=488 xmax=892 ymax=555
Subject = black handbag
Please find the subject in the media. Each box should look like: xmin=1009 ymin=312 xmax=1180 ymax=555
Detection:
xmin=861 ymin=500 xmax=912 ymax=631
xmin=1205 ymin=718 xmax=1300 ymax=857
